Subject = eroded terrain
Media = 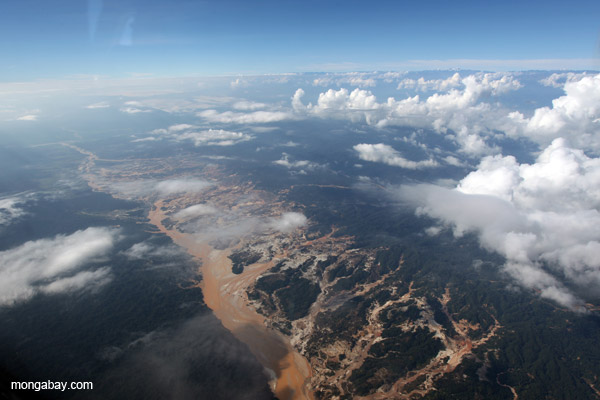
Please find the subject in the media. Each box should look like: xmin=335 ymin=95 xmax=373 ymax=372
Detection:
xmin=62 ymin=143 xmax=515 ymax=400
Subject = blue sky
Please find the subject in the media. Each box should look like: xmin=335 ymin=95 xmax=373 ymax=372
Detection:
xmin=1 ymin=0 xmax=599 ymax=80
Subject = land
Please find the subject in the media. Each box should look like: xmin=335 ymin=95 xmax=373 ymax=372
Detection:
xmin=59 ymin=142 xmax=600 ymax=400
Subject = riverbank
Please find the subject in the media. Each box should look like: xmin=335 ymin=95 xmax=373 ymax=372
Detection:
xmin=148 ymin=201 xmax=313 ymax=400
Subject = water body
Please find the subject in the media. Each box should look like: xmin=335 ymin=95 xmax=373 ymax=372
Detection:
xmin=148 ymin=201 xmax=313 ymax=400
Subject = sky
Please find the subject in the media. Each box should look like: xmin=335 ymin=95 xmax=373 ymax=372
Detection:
xmin=1 ymin=0 xmax=599 ymax=81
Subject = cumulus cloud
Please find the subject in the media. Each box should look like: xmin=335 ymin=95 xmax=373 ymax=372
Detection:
xmin=443 ymin=155 xmax=465 ymax=167
xmin=291 ymin=88 xmax=306 ymax=112
xmin=292 ymin=86 xmax=384 ymax=126
xmin=0 ymin=227 xmax=117 ymax=306
xmin=379 ymin=71 xmax=406 ymax=82
xmin=348 ymin=76 xmax=376 ymax=88
xmin=198 ymin=109 xmax=294 ymax=124
xmin=176 ymin=129 xmax=254 ymax=146
xmin=267 ymin=212 xmax=307 ymax=233
xmin=146 ymin=124 xmax=197 ymax=140
xmin=120 ymin=101 xmax=152 ymax=114
xmin=273 ymin=153 xmax=322 ymax=172
xmin=293 ymin=72 xmax=523 ymax=155
xmin=107 ymin=178 xmax=212 ymax=199
xmin=305 ymin=72 xmax=600 ymax=155
xmin=159 ymin=123 xmax=195 ymax=133
xmin=176 ymin=203 xmax=308 ymax=247
xmin=396 ymin=138 xmax=600 ymax=310
xmin=312 ymin=77 xmax=333 ymax=87
xmin=539 ymin=72 xmax=589 ymax=88
xmin=0 ymin=197 xmax=27 ymax=226
xmin=154 ymin=179 xmax=213 ymax=196
xmin=354 ymin=143 xmax=438 ymax=169
xmin=138 ymin=121 xmax=253 ymax=146
xmin=306 ymin=88 xmax=379 ymax=112
xmin=506 ymin=74 xmax=600 ymax=152
xmin=174 ymin=204 xmax=218 ymax=220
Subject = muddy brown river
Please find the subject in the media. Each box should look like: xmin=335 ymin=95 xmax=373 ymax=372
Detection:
xmin=148 ymin=201 xmax=313 ymax=400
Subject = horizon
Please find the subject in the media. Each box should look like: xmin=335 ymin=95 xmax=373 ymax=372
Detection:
xmin=2 ymin=0 xmax=599 ymax=80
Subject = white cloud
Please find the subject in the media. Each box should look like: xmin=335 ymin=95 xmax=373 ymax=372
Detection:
xmin=397 ymin=73 xmax=463 ymax=91
xmin=174 ymin=204 xmax=218 ymax=220
xmin=312 ymin=73 xmax=376 ymax=88
xmin=396 ymin=138 xmax=600 ymax=310
xmin=230 ymin=78 xmax=249 ymax=88
xmin=198 ymin=109 xmax=294 ymax=124
xmin=507 ymin=74 xmax=600 ymax=152
xmin=41 ymin=267 xmax=112 ymax=294
xmin=313 ymin=88 xmax=379 ymax=112
xmin=154 ymin=179 xmax=213 ymax=196
xmin=150 ymin=124 xmax=197 ymax=136
xmin=539 ymin=72 xmax=589 ymax=88
xmin=123 ymin=242 xmax=155 ymax=259
xmin=107 ymin=178 xmax=212 ymax=199
xmin=267 ymin=212 xmax=307 ymax=233
xmin=293 ymin=86 xmax=383 ymax=125
xmin=122 ymin=96 xmax=236 ymax=114
xmin=291 ymin=88 xmax=306 ymax=113
xmin=145 ymin=124 xmax=254 ymax=146
xmin=348 ymin=76 xmax=376 ymax=88
xmin=232 ymin=100 xmax=267 ymax=111
xmin=123 ymin=242 xmax=183 ymax=260
xmin=425 ymin=226 xmax=443 ymax=236
xmin=353 ymin=143 xmax=438 ymax=169
xmin=16 ymin=114 xmax=37 ymax=121
xmin=312 ymin=77 xmax=333 ymax=87
xmin=166 ymin=123 xmax=195 ymax=132
xmin=443 ymin=155 xmax=465 ymax=167
xmin=456 ymin=138 xmax=600 ymax=211
xmin=85 ymin=101 xmax=110 ymax=109
xmin=178 ymin=206 xmax=308 ymax=246
xmin=0 ymin=227 xmax=117 ymax=306
xmin=120 ymin=101 xmax=152 ymax=114
xmin=131 ymin=136 xmax=159 ymax=142
xmin=273 ymin=153 xmax=321 ymax=171
xmin=176 ymin=129 xmax=254 ymax=146
xmin=120 ymin=107 xmax=151 ymax=114
xmin=0 ymin=197 xmax=26 ymax=226
xmin=293 ymin=72 xmax=523 ymax=155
